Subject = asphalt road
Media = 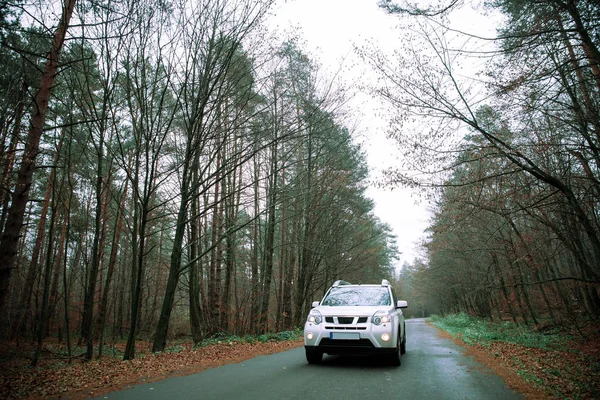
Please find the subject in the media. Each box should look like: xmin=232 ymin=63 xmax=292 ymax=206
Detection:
xmin=93 ymin=318 xmax=522 ymax=400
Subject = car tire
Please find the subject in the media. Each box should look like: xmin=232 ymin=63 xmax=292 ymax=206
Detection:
xmin=389 ymin=335 xmax=402 ymax=366
xmin=400 ymin=327 xmax=406 ymax=355
xmin=305 ymin=347 xmax=323 ymax=364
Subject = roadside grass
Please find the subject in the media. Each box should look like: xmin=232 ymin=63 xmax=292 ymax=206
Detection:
xmin=194 ymin=328 xmax=303 ymax=348
xmin=428 ymin=312 xmax=560 ymax=349
xmin=428 ymin=313 xmax=600 ymax=399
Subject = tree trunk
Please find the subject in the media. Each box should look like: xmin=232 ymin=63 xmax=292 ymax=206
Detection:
xmin=493 ymin=254 xmax=518 ymax=324
xmin=12 ymin=168 xmax=52 ymax=338
xmin=152 ymin=145 xmax=195 ymax=352
xmin=189 ymin=184 xmax=202 ymax=343
xmin=31 ymin=175 xmax=60 ymax=366
xmin=0 ymin=82 xmax=26 ymax=233
xmin=97 ymin=180 xmax=127 ymax=357
xmin=47 ymin=210 xmax=67 ymax=329
xmin=208 ymin=146 xmax=222 ymax=335
xmin=81 ymin=152 xmax=105 ymax=360
xmin=250 ymin=152 xmax=260 ymax=334
xmin=123 ymin=198 xmax=149 ymax=360
xmin=259 ymin=140 xmax=278 ymax=332
xmin=0 ymin=0 xmax=76 ymax=312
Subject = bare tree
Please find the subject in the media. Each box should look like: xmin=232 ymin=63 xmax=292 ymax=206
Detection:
xmin=367 ymin=1 xmax=600 ymax=320
xmin=152 ymin=0 xmax=272 ymax=352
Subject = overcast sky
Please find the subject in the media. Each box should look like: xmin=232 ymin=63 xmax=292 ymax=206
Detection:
xmin=267 ymin=0 xmax=432 ymax=265
xmin=266 ymin=0 xmax=500 ymax=267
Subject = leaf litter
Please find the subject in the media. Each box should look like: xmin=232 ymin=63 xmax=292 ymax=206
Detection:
xmin=0 ymin=339 xmax=303 ymax=399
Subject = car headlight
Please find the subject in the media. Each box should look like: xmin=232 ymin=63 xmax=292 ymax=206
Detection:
xmin=307 ymin=310 xmax=323 ymax=325
xmin=372 ymin=311 xmax=391 ymax=326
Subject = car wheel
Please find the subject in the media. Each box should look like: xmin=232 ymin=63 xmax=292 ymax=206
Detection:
xmin=400 ymin=329 xmax=406 ymax=355
xmin=389 ymin=335 xmax=401 ymax=366
xmin=305 ymin=347 xmax=323 ymax=364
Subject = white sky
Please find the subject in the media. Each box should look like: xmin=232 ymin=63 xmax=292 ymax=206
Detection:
xmin=267 ymin=0 xmax=497 ymax=266
xmin=267 ymin=0 xmax=428 ymax=265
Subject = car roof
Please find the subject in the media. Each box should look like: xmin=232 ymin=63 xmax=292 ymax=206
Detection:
xmin=331 ymin=279 xmax=392 ymax=287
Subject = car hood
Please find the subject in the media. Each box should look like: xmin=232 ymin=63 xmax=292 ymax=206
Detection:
xmin=314 ymin=305 xmax=390 ymax=316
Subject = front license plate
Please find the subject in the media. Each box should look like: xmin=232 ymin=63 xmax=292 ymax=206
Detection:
xmin=330 ymin=332 xmax=360 ymax=340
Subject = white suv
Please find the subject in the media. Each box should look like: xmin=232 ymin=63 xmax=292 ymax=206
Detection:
xmin=304 ymin=279 xmax=408 ymax=366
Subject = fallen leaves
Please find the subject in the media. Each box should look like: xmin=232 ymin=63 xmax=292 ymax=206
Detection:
xmin=432 ymin=322 xmax=600 ymax=399
xmin=0 ymin=339 xmax=303 ymax=399
xmin=3 ymin=324 xmax=599 ymax=399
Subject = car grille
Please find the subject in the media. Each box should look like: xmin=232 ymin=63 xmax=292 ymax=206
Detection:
xmin=323 ymin=316 xmax=369 ymax=330
xmin=325 ymin=326 xmax=366 ymax=330
xmin=324 ymin=316 xmax=369 ymax=324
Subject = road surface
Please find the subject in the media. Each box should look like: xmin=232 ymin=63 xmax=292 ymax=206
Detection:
xmin=92 ymin=318 xmax=522 ymax=399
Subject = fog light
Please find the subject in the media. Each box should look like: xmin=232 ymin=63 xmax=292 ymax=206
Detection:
xmin=381 ymin=333 xmax=391 ymax=342
xmin=306 ymin=332 xmax=314 ymax=340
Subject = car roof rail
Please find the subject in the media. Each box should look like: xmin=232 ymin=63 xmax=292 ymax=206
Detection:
xmin=381 ymin=279 xmax=391 ymax=286
xmin=333 ymin=280 xmax=352 ymax=287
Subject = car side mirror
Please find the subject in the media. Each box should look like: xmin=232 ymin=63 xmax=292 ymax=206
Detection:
xmin=311 ymin=301 xmax=320 ymax=308
xmin=397 ymin=300 xmax=408 ymax=309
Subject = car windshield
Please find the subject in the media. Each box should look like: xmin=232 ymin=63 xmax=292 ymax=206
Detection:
xmin=320 ymin=286 xmax=391 ymax=306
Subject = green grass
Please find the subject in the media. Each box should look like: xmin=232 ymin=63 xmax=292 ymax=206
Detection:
xmin=517 ymin=369 xmax=545 ymax=386
xmin=195 ymin=329 xmax=302 ymax=348
xmin=428 ymin=312 xmax=560 ymax=349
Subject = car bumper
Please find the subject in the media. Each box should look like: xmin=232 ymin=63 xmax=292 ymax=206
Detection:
xmin=305 ymin=342 xmax=397 ymax=355
xmin=304 ymin=323 xmax=398 ymax=355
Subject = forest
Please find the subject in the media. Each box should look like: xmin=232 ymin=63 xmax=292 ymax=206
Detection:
xmin=0 ymin=0 xmax=398 ymax=365
xmin=377 ymin=0 xmax=600 ymax=330
xmin=0 ymin=0 xmax=599 ymax=370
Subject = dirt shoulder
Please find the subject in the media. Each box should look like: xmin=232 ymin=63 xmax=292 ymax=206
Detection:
xmin=0 ymin=339 xmax=304 ymax=399
xmin=427 ymin=321 xmax=600 ymax=399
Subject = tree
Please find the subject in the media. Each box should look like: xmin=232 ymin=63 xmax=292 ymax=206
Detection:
xmin=371 ymin=0 xmax=600 ymax=321
xmin=117 ymin=0 xmax=179 ymax=360
xmin=151 ymin=0 xmax=272 ymax=352
xmin=0 ymin=0 xmax=77 ymax=312
xmin=0 ymin=0 xmax=402 ymax=361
